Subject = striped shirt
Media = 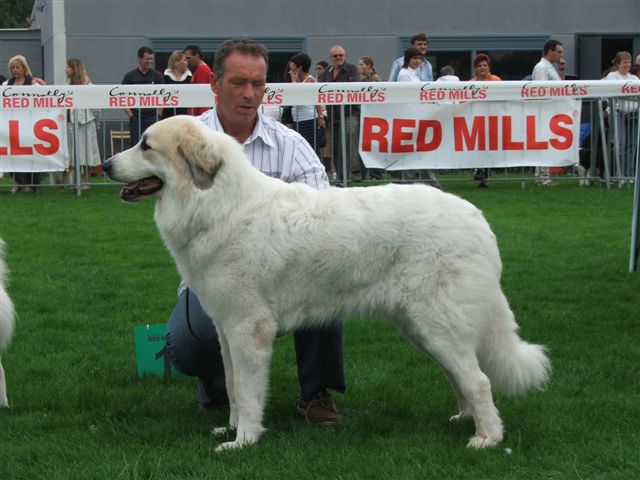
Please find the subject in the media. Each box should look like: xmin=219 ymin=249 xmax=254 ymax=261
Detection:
xmin=199 ymin=108 xmax=329 ymax=190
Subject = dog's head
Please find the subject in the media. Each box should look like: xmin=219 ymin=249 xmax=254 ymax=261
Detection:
xmin=103 ymin=116 xmax=234 ymax=202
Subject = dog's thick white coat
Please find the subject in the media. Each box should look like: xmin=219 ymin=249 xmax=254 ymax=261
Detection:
xmin=0 ymin=239 xmax=16 ymax=407
xmin=105 ymin=116 xmax=550 ymax=450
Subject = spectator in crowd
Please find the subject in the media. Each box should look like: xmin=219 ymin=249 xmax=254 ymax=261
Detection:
xmin=3 ymin=55 xmax=46 ymax=193
xmin=184 ymin=45 xmax=212 ymax=116
xmin=556 ymin=58 xmax=567 ymax=80
xmin=358 ymin=56 xmax=384 ymax=179
xmin=470 ymin=53 xmax=502 ymax=187
xmin=532 ymin=39 xmax=563 ymax=186
xmin=165 ymin=37 xmax=345 ymax=424
xmin=318 ymin=45 xmax=363 ymax=185
xmin=436 ymin=65 xmax=460 ymax=82
xmin=288 ymin=52 xmax=327 ymax=156
xmin=389 ymin=33 xmax=433 ymax=82
xmin=121 ymin=46 xmax=164 ymax=147
xmin=162 ymin=50 xmax=192 ymax=119
xmin=65 ymin=58 xmax=101 ymax=190
xmin=315 ymin=60 xmax=329 ymax=80
xmin=603 ymin=51 xmax=639 ymax=179
xmin=358 ymin=56 xmax=381 ymax=82
xmin=397 ymin=47 xmax=423 ymax=83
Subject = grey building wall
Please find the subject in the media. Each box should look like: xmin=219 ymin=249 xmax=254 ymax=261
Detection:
xmin=16 ymin=0 xmax=640 ymax=84
xmin=0 ymin=29 xmax=42 ymax=80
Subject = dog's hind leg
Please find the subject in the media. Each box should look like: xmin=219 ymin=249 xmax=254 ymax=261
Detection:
xmin=215 ymin=317 xmax=278 ymax=452
xmin=398 ymin=311 xmax=504 ymax=448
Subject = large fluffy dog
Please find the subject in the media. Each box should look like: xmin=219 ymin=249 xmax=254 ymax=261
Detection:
xmin=0 ymin=239 xmax=16 ymax=408
xmin=103 ymin=116 xmax=550 ymax=451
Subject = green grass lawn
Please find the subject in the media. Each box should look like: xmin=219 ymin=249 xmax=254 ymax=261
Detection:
xmin=0 ymin=178 xmax=639 ymax=479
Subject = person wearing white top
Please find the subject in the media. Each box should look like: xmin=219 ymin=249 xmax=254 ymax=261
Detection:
xmin=165 ymin=39 xmax=344 ymax=424
xmin=603 ymin=51 xmax=639 ymax=178
xmin=532 ymin=40 xmax=564 ymax=186
xmin=396 ymin=47 xmax=423 ymax=83
xmin=388 ymin=33 xmax=433 ymax=82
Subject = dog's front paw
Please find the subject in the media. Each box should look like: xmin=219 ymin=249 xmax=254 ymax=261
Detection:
xmin=214 ymin=439 xmax=255 ymax=452
xmin=211 ymin=426 xmax=235 ymax=437
xmin=466 ymin=435 xmax=502 ymax=449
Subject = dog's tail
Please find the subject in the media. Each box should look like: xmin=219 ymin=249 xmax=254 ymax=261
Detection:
xmin=0 ymin=239 xmax=16 ymax=352
xmin=478 ymin=293 xmax=550 ymax=396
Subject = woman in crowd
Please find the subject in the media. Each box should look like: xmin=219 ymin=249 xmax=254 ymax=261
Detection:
xmin=358 ymin=56 xmax=381 ymax=82
xmin=470 ymin=53 xmax=502 ymax=187
xmin=288 ymin=52 xmax=326 ymax=155
xmin=66 ymin=58 xmax=101 ymax=189
xmin=397 ymin=47 xmax=423 ymax=83
xmin=3 ymin=55 xmax=46 ymax=193
xmin=162 ymin=50 xmax=192 ymax=119
xmin=603 ymin=51 xmax=639 ymax=179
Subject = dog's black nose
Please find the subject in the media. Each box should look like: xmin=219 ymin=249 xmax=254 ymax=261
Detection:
xmin=102 ymin=158 xmax=113 ymax=176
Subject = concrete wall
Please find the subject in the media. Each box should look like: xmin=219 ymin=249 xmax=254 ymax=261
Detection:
xmin=12 ymin=0 xmax=640 ymax=84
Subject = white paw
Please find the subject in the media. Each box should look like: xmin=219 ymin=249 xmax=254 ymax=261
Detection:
xmin=466 ymin=435 xmax=501 ymax=449
xmin=211 ymin=426 xmax=235 ymax=437
xmin=214 ymin=439 xmax=254 ymax=452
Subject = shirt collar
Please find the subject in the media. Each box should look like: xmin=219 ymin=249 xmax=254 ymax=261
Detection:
xmin=210 ymin=108 xmax=275 ymax=148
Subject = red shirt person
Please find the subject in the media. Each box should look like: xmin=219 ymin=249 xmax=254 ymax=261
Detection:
xmin=184 ymin=45 xmax=212 ymax=115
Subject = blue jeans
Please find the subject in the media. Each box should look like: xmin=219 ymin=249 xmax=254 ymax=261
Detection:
xmin=165 ymin=288 xmax=346 ymax=406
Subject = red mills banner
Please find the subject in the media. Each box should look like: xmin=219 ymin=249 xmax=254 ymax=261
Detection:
xmin=0 ymin=109 xmax=68 ymax=172
xmin=359 ymin=100 xmax=581 ymax=170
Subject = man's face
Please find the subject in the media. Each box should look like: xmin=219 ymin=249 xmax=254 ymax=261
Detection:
xmin=210 ymin=51 xmax=266 ymax=130
xmin=184 ymin=50 xmax=198 ymax=70
xmin=550 ymin=45 xmax=563 ymax=63
xmin=138 ymin=52 xmax=154 ymax=72
xmin=330 ymin=47 xmax=346 ymax=68
xmin=413 ymin=40 xmax=428 ymax=56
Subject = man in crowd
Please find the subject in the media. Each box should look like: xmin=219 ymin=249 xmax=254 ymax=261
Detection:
xmin=318 ymin=44 xmax=363 ymax=185
xmin=165 ymin=38 xmax=345 ymax=425
xmin=121 ymin=46 xmax=164 ymax=147
xmin=184 ymin=44 xmax=213 ymax=115
xmin=388 ymin=33 xmax=433 ymax=82
xmin=532 ymin=39 xmax=564 ymax=186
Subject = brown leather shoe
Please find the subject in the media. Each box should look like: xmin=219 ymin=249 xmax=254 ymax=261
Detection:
xmin=296 ymin=390 xmax=341 ymax=424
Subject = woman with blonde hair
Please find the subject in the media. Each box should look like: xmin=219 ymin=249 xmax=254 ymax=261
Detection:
xmin=162 ymin=50 xmax=191 ymax=118
xmin=3 ymin=55 xmax=46 ymax=193
xmin=358 ymin=56 xmax=381 ymax=82
xmin=65 ymin=58 xmax=101 ymax=189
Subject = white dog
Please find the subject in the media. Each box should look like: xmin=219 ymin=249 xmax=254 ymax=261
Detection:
xmin=103 ymin=116 xmax=550 ymax=451
xmin=0 ymin=239 xmax=16 ymax=408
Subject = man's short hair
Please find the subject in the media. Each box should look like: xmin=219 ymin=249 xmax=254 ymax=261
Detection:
xmin=137 ymin=46 xmax=154 ymax=58
xmin=411 ymin=33 xmax=429 ymax=45
xmin=543 ymin=40 xmax=562 ymax=55
xmin=213 ymin=38 xmax=269 ymax=77
xmin=184 ymin=45 xmax=203 ymax=58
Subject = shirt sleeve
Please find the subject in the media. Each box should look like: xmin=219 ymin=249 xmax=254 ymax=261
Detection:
xmin=389 ymin=58 xmax=401 ymax=82
xmin=292 ymin=138 xmax=329 ymax=190
xmin=531 ymin=64 xmax=545 ymax=81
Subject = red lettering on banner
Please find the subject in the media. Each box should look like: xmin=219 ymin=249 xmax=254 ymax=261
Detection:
xmin=2 ymin=98 xmax=29 ymax=108
xmin=261 ymin=93 xmax=282 ymax=105
xmin=621 ymin=83 xmax=640 ymax=94
xmin=346 ymin=92 xmax=385 ymax=103
xmin=361 ymin=117 xmax=389 ymax=152
xmin=416 ymin=120 xmax=441 ymax=151
xmin=9 ymin=120 xmax=33 ymax=155
xmin=108 ymin=97 xmax=136 ymax=107
xmin=502 ymin=117 xmax=524 ymax=150
xmin=33 ymin=97 xmax=74 ymax=108
xmin=392 ymin=119 xmax=415 ymax=153
xmin=526 ymin=115 xmax=547 ymax=150
xmin=419 ymin=90 xmax=445 ymax=102
xmin=549 ymin=114 xmax=573 ymax=149
xmin=488 ymin=116 xmax=499 ymax=150
xmin=33 ymin=119 xmax=60 ymax=155
xmin=454 ymin=117 xmax=486 ymax=151
xmin=317 ymin=92 xmax=344 ymax=103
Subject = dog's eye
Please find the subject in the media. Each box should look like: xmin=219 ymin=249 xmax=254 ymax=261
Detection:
xmin=140 ymin=139 xmax=151 ymax=151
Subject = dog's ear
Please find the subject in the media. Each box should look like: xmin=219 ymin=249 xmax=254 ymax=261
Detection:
xmin=176 ymin=136 xmax=223 ymax=190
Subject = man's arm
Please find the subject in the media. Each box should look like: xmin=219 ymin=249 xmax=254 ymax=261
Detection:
xmin=292 ymin=139 xmax=330 ymax=190
xmin=121 ymin=72 xmax=134 ymax=119
xmin=388 ymin=58 xmax=401 ymax=82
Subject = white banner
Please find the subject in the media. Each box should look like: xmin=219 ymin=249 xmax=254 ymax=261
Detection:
xmin=359 ymin=100 xmax=582 ymax=169
xmin=0 ymin=80 xmax=638 ymax=109
xmin=0 ymin=109 xmax=68 ymax=172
